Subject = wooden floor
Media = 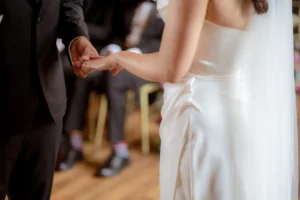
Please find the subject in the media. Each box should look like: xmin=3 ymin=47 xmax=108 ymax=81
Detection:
xmin=51 ymin=145 xmax=160 ymax=200
xmin=51 ymin=109 xmax=161 ymax=200
xmin=51 ymin=95 xmax=300 ymax=200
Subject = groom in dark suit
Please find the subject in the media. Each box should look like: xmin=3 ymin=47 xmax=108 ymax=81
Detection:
xmin=0 ymin=0 xmax=98 ymax=199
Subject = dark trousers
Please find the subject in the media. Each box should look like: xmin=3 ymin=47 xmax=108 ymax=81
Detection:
xmin=63 ymin=70 xmax=108 ymax=134
xmin=106 ymin=70 xmax=147 ymax=143
xmin=64 ymin=66 xmax=147 ymax=143
xmin=0 ymin=104 xmax=62 ymax=200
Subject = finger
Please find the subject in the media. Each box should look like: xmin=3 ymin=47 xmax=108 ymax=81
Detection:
xmin=73 ymin=60 xmax=83 ymax=68
xmin=78 ymin=69 xmax=88 ymax=78
xmin=111 ymin=68 xmax=118 ymax=76
xmin=90 ymin=56 xmax=104 ymax=60
xmin=76 ymin=64 xmax=89 ymax=78
xmin=82 ymin=67 xmax=96 ymax=74
xmin=82 ymin=60 xmax=108 ymax=70
xmin=79 ymin=46 xmax=99 ymax=62
xmin=115 ymin=68 xmax=123 ymax=75
xmin=72 ymin=61 xmax=81 ymax=76
xmin=79 ymin=47 xmax=91 ymax=62
xmin=111 ymin=68 xmax=123 ymax=76
xmin=73 ymin=60 xmax=85 ymax=75
xmin=90 ymin=50 xmax=100 ymax=57
xmin=73 ymin=60 xmax=89 ymax=78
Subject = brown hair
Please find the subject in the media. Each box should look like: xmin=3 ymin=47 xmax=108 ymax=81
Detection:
xmin=252 ymin=0 xmax=268 ymax=14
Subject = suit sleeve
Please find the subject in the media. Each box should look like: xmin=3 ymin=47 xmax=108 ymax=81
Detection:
xmin=57 ymin=0 xmax=89 ymax=47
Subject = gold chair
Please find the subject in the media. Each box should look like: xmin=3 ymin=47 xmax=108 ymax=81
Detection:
xmin=93 ymin=94 xmax=108 ymax=146
xmin=87 ymin=91 xmax=135 ymax=146
xmin=140 ymin=83 xmax=161 ymax=155
xmin=87 ymin=83 xmax=161 ymax=155
xmin=87 ymin=91 xmax=98 ymax=141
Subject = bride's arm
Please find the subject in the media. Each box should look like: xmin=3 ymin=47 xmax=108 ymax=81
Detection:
xmin=90 ymin=0 xmax=209 ymax=83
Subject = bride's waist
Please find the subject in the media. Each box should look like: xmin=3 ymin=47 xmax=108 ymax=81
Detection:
xmin=188 ymin=59 xmax=240 ymax=77
xmin=163 ymin=71 xmax=242 ymax=93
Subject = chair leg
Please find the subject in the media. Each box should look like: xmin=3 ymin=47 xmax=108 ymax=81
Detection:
xmin=94 ymin=94 xmax=108 ymax=146
xmin=140 ymin=83 xmax=161 ymax=155
xmin=93 ymin=91 xmax=134 ymax=147
xmin=88 ymin=92 xmax=97 ymax=141
xmin=140 ymin=87 xmax=150 ymax=155
xmin=126 ymin=90 xmax=136 ymax=116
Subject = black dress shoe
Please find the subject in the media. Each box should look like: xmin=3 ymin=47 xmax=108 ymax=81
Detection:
xmin=56 ymin=147 xmax=83 ymax=171
xmin=95 ymin=153 xmax=130 ymax=177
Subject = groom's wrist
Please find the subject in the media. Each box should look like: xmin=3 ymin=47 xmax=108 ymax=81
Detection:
xmin=69 ymin=36 xmax=90 ymax=63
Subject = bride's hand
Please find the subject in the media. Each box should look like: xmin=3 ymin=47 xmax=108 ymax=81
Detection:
xmin=82 ymin=55 xmax=124 ymax=76
xmin=72 ymin=56 xmax=104 ymax=78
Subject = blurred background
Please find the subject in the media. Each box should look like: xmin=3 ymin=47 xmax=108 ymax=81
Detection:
xmin=47 ymin=0 xmax=300 ymax=199
xmin=52 ymin=0 xmax=163 ymax=199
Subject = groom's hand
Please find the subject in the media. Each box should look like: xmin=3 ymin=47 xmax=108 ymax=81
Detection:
xmin=70 ymin=37 xmax=99 ymax=78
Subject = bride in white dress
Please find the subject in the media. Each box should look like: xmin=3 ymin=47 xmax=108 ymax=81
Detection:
xmin=78 ymin=0 xmax=298 ymax=199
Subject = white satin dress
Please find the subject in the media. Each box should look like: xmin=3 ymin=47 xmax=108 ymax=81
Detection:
xmin=157 ymin=0 xmax=297 ymax=200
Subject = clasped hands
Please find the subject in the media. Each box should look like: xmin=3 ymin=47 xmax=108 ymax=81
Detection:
xmin=70 ymin=37 xmax=122 ymax=78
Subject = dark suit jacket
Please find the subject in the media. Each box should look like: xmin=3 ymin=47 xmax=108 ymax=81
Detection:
xmin=112 ymin=0 xmax=163 ymax=52
xmin=0 ymin=0 xmax=88 ymax=133
xmin=138 ymin=2 xmax=164 ymax=53
xmin=111 ymin=0 xmax=144 ymax=49
xmin=83 ymin=0 xmax=120 ymax=50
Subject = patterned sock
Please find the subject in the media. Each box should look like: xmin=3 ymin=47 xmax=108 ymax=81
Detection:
xmin=70 ymin=134 xmax=83 ymax=150
xmin=113 ymin=141 xmax=129 ymax=158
